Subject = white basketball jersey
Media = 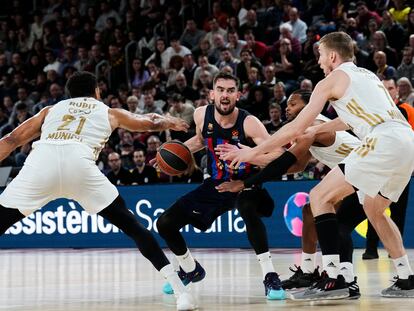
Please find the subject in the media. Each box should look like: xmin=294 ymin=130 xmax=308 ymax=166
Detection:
xmin=39 ymin=97 xmax=112 ymax=160
xmin=309 ymin=114 xmax=360 ymax=169
xmin=330 ymin=62 xmax=410 ymax=139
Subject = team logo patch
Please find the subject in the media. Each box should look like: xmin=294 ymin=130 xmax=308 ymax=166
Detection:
xmin=207 ymin=123 xmax=213 ymax=134
xmin=231 ymin=129 xmax=239 ymax=140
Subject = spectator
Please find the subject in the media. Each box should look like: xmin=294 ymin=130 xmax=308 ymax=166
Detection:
xmin=192 ymin=55 xmax=219 ymax=89
xmin=244 ymin=29 xmax=270 ymax=64
xmin=105 ymin=152 xmax=132 ymax=186
xmin=229 ymin=0 xmax=248 ymax=26
xmin=163 ymin=35 xmax=191 ymax=71
xmin=180 ymin=19 xmax=206 ymax=50
xmin=300 ymin=78 xmax=313 ymax=91
xmin=168 ymin=93 xmax=195 ymax=141
xmin=355 ymin=1 xmax=382 ymax=33
xmin=397 ymin=77 xmax=414 ymax=106
xmin=381 ymin=10 xmax=405 ymax=52
xmin=130 ymin=149 xmax=158 ymax=185
xmin=95 ymin=1 xmax=121 ymax=32
xmin=216 ymin=47 xmax=240 ymax=73
xmin=235 ymin=48 xmax=262 ymax=86
xmin=226 ymin=30 xmax=246 ymax=59
xmin=261 ymin=64 xmax=277 ymax=89
xmin=264 ymin=103 xmax=283 ymax=134
xmin=271 ymin=82 xmax=288 ymax=120
xmin=373 ymin=51 xmax=397 ymax=80
xmin=285 ymin=7 xmax=307 ymax=44
xmin=239 ymin=9 xmax=266 ymax=42
xmin=142 ymin=92 xmax=163 ymax=115
xmin=181 ymin=54 xmax=197 ymax=87
xmin=273 ymin=38 xmax=301 ymax=94
xmin=145 ymin=135 xmax=161 ymax=165
xmin=126 ymin=95 xmax=142 ymax=114
xmin=397 ymin=48 xmax=414 ymax=85
xmin=107 ymin=44 xmax=127 ymax=91
xmin=130 ymin=58 xmax=150 ymax=89
xmin=204 ymin=18 xmax=227 ymax=47
xmin=145 ymin=38 xmax=168 ymax=70
xmin=166 ymin=72 xmax=198 ymax=102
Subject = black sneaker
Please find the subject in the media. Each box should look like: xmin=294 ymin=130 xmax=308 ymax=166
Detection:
xmin=289 ymin=272 xmax=349 ymax=300
xmin=281 ymin=265 xmax=321 ymax=290
xmin=347 ymin=277 xmax=361 ymax=299
xmin=381 ymin=275 xmax=414 ymax=297
xmin=178 ymin=260 xmax=206 ymax=283
xmin=362 ymin=250 xmax=379 ymax=260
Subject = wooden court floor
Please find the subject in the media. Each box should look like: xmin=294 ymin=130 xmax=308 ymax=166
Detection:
xmin=0 ymin=248 xmax=412 ymax=310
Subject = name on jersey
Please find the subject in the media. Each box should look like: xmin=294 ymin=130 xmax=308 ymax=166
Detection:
xmin=69 ymin=101 xmax=97 ymax=110
xmin=47 ymin=131 xmax=83 ymax=142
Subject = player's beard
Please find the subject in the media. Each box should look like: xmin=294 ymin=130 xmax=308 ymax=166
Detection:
xmin=214 ymin=100 xmax=235 ymax=116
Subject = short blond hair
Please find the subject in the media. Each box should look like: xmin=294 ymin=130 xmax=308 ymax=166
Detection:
xmin=319 ymin=32 xmax=354 ymax=61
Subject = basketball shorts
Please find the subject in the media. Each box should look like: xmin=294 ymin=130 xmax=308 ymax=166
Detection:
xmin=341 ymin=122 xmax=414 ymax=203
xmin=174 ymin=178 xmax=274 ymax=231
xmin=0 ymin=143 xmax=119 ymax=216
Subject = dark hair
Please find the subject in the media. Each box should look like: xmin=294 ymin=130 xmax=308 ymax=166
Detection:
xmin=213 ymin=72 xmax=240 ymax=89
xmin=65 ymin=71 xmax=97 ymax=98
xmin=291 ymin=89 xmax=311 ymax=104
xmin=171 ymin=93 xmax=185 ymax=103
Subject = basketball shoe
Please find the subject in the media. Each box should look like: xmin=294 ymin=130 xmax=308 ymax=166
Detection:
xmin=381 ymin=275 xmax=414 ymax=297
xmin=163 ymin=261 xmax=206 ymax=295
xmin=289 ymin=271 xmax=349 ymax=300
xmin=347 ymin=277 xmax=361 ymax=299
xmin=263 ymin=272 xmax=286 ymax=300
xmin=281 ymin=265 xmax=321 ymax=290
xmin=176 ymin=291 xmax=197 ymax=311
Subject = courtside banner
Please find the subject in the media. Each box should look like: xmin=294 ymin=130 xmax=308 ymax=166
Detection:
xmin=0 ymin=180 xmax=412 ymax=248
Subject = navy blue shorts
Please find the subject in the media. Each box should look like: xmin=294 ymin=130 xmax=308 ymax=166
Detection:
xmin=174 ymin=178 xmax=274 ymax=231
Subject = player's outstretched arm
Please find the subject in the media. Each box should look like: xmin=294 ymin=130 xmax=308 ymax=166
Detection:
xmin=184 ymin=106 xmax=206 ymax=153
xmin=110 ymin=108 xmax=189 ymax=132
xmin=306 ymin=117 xmax=349 ymax=135
xmin=221 ymin=71 xmax=348 ymax=166
xmin=0 ymin=106 xmax=50 ymax=162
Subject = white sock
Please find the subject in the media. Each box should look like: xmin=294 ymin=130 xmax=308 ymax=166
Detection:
xmin=301 ymin=252 xmax=316 ymax=273
xmin=176 ymin=249 xmax=196 ymax=273
xmin=322 ymin=254 xmax=340 ymax=278
xmin=339 ymin=262 xmax=355 ymax=283
xmin=257 ymin=251 xmax=275 ymax=279
xmin=393 ymin=255 xmax=413 ymax=279
xmin=160 ymin=264 xmax=186 ymax=295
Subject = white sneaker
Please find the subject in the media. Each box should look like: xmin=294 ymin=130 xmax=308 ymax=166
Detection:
xmin=176 ymin=291 xmax=197 ymax=310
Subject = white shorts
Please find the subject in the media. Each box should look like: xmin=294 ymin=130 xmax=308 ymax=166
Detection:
xmin=0 ymin=143 xmax=118 ymax=216
xmin=341 ymin=122 xmax=414 ymax=202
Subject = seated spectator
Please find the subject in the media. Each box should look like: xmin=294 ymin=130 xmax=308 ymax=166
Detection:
xmin=243 ymin=29 xmax=270 ymax=64
xmin=204 ymin=17 xmax=227 ymax=47
xmin=130 ymin=58 xmax=150 ymax=89
xmin=192 ymin=55 xmax=219 ymax=89
xmin=397 ymin=77 xmax=414 ymax=106
xmin=374 ymin=51 xmax=397 ymax=80
xmin=226 ymin=30 xmax=246 ymax=59
xmin=270 ymin=82 xmax=288 ymax=121
xmin=142 ymin=92 xmax=163 ymax=115
xmin=381 ymin=10 xmax=405 ymax=52
xmin=239 ymin=9 xmax=266 ymax=43
xmin=130 ymin=149 xmax=158 ymax=185
xmin=300 ymin=78 xmax=313 ymax=91
xmin=163 ymin=35 xmax=191 ymax=70
xmin=168 ymin=93 xmax=195 ymax=137
xmin=145 ymin=135 xmax=161 ymax=165
xmin=181 ymin=54 xmax=198 ymax=87
xmin=15 ymin=143 xmax=31 ymax=167
xmin=235 ymin=48 xmax=262 ymax=86
xmin=126 ymin=95 xmax=142 ymax=114
xmin=273 ymin=38 xmax=301 ymax=94
xmin=397 ymin=48 xmax=414 ymax=86
xmin=261 ymin=64 xmax=277 ymax=89
xmin=285 ymin=7 xmax=307 ymax=44
xmin=166 ymin=72 xmax=199 ymax=102
xmin=193 ymin=69 xmax=213 ymax=91
xmin=166 ymin=55 xmax=184 ymax=88
xmin=180 ymin=19 xmax=206 ymax=50
xmin=264 ymin=103 xmax=283 ymax=134
xmin=209 ymin=33 xmax=227 ymax=65
xmin=105 ymin=152 xmax=132 ymax=186
xmin=355 ymin=1 xmax=382 ymax=34
xmin=216 ymin=47 xmax=240 ymax=73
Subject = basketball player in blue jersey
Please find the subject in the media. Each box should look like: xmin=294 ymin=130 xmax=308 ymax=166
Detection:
xmin=0 ymin=71 xmax=197 ymax=310
xmin=157 ymin=72 xmax=289 ymax=301
xmin=221 ymin=32 xmax=414 ymax=300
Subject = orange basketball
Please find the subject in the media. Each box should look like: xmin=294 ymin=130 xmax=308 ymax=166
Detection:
xmin=156 ymin=141 xmax=193 ymax=176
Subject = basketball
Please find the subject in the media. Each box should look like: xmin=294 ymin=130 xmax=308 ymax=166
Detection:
xmin=156 ymin=141 xmax=193 ymax=176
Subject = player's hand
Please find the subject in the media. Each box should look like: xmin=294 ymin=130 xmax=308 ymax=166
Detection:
xmin=169 ymin=117 xmax=189 ymax=132
xmin=220 ymin=143 xmax=255 ymax=168
xmin=215 ymin=180 xmax=244 ymax=193
xmin=215 ymin=143 xmax=250 ymax=157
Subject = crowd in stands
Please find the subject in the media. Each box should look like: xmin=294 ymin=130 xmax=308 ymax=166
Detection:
xmin=1 ymin=0 xmax=414 ymax=185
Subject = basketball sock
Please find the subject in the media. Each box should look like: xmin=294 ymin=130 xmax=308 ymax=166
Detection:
xmin=322 ymin=255 xmax=340 ymax=278
xmin=339 ymin=262 xmax=355 ymax=283
xmin=176 ymin=249 xmax=196 ymax=273
xmin=301 ymin=252 xmax=316 ymax=273
xmin=393 ymin=255 xmax=413 ymax=279
xmin=160 ymin=264 xmax=186 ymax=295
xmin=314 ymin=213 xmax=340 ymax=278
xmin=257 ymin=252 xmax=275 ymax=279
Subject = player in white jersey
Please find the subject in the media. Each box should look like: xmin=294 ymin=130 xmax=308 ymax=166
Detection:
xmin=0 ymin=71 xmax=196 ymax=310
xmin=216 ymin=90 xmax=363 ymax=298
xmin=220 ymin=32 xmax=414 ymax=300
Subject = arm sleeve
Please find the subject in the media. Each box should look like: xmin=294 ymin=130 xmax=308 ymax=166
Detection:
xmin=243 ymin=151 xmax=297 ymax=188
